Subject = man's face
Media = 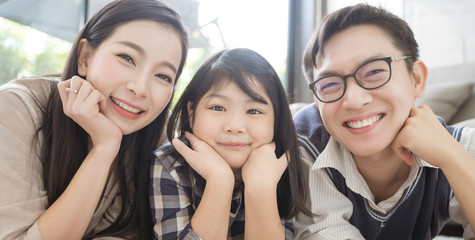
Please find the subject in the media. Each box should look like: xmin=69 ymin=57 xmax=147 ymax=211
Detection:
xmin=314 ymin=24 xmax=422 ymax=159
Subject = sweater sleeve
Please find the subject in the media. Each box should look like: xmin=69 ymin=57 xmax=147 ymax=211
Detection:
xmin=0 ymin=81 xmax=49 ymax=240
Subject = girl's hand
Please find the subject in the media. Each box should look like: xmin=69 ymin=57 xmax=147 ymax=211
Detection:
xmin=391 ymin=105 xmax=462 ymax=167
xmin=241 ymin=142 xmax=288 ymax=190
xmin=57 ymin=76 xmax=122 ymax=152
xmin=172 ymin=131 xmax=234 ymax=182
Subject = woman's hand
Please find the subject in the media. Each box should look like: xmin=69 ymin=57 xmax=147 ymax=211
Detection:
xmin=172 ymin=131 xmax=234 ymax=183
xmin=58 ymin=76 xmax=122 ymax=153
xmin=391 ymin=105 xmax=463 ymax=167
xmin=241 ymin=142 xmax=288 ymax=190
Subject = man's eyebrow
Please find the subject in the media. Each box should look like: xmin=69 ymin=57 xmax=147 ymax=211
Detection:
xmin=117 ymin=41 xmax=144 ymax=55
xmin=316 ymin=54 xmax=386 ymax=78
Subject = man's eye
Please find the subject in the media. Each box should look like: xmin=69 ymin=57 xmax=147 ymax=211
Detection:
xmin=210 ymin=106 xmax=225 ymax=111
xmin=247 ymin=109 xmax=262 ymax=115
xmin=118 ymin=54 xmax=135 ymax=65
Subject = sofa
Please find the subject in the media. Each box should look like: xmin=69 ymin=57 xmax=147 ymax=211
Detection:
xmin=416 ymin=61 xmax=475 ymax=127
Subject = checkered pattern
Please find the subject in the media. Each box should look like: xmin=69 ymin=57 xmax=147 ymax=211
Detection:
xmin=151 ymin=142 xmax=294 ymax=239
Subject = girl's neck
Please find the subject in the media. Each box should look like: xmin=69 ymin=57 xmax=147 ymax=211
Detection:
xmin=353 ymin=148 xmax=411 ymax=204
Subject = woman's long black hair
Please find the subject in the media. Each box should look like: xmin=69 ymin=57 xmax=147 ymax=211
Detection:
xmin=37 ymin=0 xmax=188 ymax=238
xmin=166 ymin=48 xmax=311 ymax=219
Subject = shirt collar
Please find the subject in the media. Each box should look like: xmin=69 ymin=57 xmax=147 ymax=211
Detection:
xmin=311 ymin=136 xmax=438 ymax=210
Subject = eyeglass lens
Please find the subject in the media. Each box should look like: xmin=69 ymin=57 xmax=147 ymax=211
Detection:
xmin=314 ymin=59 xmax=391 ymax=102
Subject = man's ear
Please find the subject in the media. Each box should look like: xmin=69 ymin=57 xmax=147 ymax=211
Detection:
xmin=412 ymin=60 xmax=428 ymax=99
xmin=77 ymin=39 xmax=93 ymax=77
xmin=187 ymin=101 xmax=194 ymax=129
xmin=314 ymin=97 xmax=320 ymax=110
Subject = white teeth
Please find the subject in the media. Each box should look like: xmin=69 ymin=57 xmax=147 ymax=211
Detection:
xmin=346 ymin=114 xmax=382 ymax=129
xmin=111 ymin=98 xmax=142 ymax=114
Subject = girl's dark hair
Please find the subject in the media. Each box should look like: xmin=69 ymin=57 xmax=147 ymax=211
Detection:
xmin=37 ymin=0 xmax=188 ymax=239
xmin=166 ymin=48 xmax=311 ymax=219
xmin=303 ymin=3 xmax=419 ymax=83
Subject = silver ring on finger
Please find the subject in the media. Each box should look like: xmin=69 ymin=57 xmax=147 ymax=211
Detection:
xmin=65 ymin=87 xmax=78 ymax=94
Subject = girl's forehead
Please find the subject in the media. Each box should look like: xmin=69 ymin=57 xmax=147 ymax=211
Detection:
xmin=203 ymin=76 xmax=269 ymax=101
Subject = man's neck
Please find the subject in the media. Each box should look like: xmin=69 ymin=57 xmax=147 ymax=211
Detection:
xmin=353 ymin=149 xmax=412 ymax=204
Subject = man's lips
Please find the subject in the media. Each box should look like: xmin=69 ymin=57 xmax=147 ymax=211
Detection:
xmin=345 ymin=113 xmax=385 ymax=129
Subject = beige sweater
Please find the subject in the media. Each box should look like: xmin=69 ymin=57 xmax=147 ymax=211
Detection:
xmin=0 ymin=78 xmax=124 ymax=239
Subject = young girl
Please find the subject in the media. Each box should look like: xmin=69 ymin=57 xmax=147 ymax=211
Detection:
xmin=151 ymin=48 xmax=310 ymax=239
xmin=0 ymin=0 xmax=188 ymax=239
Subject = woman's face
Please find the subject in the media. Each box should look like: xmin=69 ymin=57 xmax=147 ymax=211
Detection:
xmin=78 ymin=20 xmax=182 ymax=134
xmin=188 ymin=80 xmax=275 ymax=170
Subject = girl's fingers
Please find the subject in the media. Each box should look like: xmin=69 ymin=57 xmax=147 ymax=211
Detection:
xmin=171 ymin=137 xmax=194 ymax=161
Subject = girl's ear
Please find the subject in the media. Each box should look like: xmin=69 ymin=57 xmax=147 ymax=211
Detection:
xmin=77 ymin=39 xmax=93 ymax=77
xmin=187 ymin=101 xmax=194 ymax=129
xmin=412 ymin=60 xmax=428 ymax=99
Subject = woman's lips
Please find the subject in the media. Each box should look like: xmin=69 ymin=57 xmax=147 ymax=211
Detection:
xmin=110 ymin=97 xmax=144 ymax=119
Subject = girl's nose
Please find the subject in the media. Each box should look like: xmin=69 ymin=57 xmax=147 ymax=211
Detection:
xmin=224 ymin=114 xmax=245 ymax=133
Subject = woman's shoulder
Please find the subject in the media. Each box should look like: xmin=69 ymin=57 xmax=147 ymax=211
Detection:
xmin=0 ymin=77 xmax=58 ymax=107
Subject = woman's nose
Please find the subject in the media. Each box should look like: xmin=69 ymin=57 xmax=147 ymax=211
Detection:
xmin=127 ymin=74 xmax=148 ymax=97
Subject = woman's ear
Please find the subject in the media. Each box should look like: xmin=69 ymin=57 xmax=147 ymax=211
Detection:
xmin=412 ymin=60 xmax=428 ymax=99
xmin=77 ymin=39 xmax=93 ymax=77
xmin=187 ymin=101 xmax=194 ymax=129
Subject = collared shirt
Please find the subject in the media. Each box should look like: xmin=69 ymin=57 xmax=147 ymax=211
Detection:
xmin=151 ymin=142 xmax=294 ymax=240
xmin=294 ymin=135 xmax=475 ymax=240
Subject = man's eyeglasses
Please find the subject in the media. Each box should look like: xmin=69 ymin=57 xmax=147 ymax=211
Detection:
xmin=308 ymin=56 xmax=410 ymax=103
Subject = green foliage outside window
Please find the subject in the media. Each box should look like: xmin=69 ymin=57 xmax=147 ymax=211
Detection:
xmin=0 ymin=18 xmax=70 ymax=84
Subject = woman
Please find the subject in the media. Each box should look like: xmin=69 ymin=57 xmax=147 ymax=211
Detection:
xmin=0 ymin=0 xmax=188 ymax=239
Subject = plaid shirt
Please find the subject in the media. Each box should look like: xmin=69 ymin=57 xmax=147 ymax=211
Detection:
xmin=151 ymin=142 xmax=295 ymax=240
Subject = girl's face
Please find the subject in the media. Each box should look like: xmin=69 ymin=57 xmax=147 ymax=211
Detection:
xmin=188 ymin=80 xmax=275 ymax=170
xmin=315 ymin=24 xmax=424 ymax=159
xmin=77 ymin=20 xmax=182 ymax=134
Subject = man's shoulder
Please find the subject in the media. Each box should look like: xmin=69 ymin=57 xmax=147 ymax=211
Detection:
xmin=293 ymin=103 xmax=330 ymax=158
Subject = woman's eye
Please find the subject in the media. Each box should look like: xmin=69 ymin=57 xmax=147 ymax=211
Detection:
xmin=118 ymin=54 xmax=135 ymax=65
xmin=247 ymin=109 xmax=262 ymax=115
xmin=210 ymin=105 xmax=225 ymax=111
xmin=156 ymin=74 xmax=172 ymax=83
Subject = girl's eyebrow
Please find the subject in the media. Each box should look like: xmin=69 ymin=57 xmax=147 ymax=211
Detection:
xmin=206 ymin=92 xmax=269 ymax=105
xmin=116 ymin=41 xmax=178 ymax=74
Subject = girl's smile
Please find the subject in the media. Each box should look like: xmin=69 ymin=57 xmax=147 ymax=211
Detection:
xmin=188 ymin=80 xmax=275 ymax=170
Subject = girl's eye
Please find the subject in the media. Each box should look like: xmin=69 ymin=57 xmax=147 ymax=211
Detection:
xmin=156 ymin=74 xmax=173 ymax=83
xmin=247 ymin=109 xmax=262 ymax=115
xmin=118 ymin=54 xmax=135 ymax=65
xmin=210 ymin=105 xmax=225 ymax=111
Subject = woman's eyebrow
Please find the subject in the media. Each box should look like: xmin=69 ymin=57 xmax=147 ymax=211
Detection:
xmin=116 ymin=41 xmax=177 ymax=73
xmin=117 ymin=41 xmax=144 ymax=54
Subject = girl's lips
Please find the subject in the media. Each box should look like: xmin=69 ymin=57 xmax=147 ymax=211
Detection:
xmin=221 ymin=142 xmax=248 ymax=150
xmin=345 ymin=113 xmax=385 ymax=129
